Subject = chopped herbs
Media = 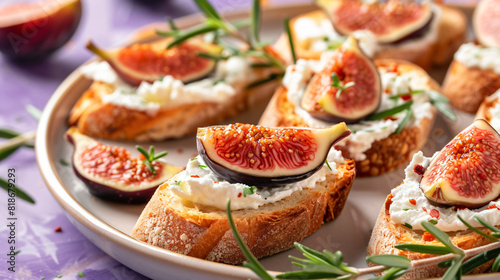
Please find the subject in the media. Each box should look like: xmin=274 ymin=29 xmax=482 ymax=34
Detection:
xmin=403 ymin=223 xmax=413 ymax=229
xmin=429 ymin=220 xmax=438 ymax=225
xmin=13 ymin=250 xmax=20 ymax=255
xmin=136 ymin=145 xmax=168 ymax=175
xmin=59 ymin=159 xmax=69 ymax=166
xmin=198 ymin=164 xmax=208 ymax=169
xmin=78 ymin=272 xmax=85 ymax=277
xmin=158 ymin=75 xmax=164 ymax=81
xmin=402 ymin=209 xmax=413 ymax=211
xmin=56 ymin=275 xmax=62 ymax=278
xmin=171 ymin=181 xmax=182 ymax=186
xmin=331 ymin=73 xmax=355 ymax=99
xmin=242 ymin=186 xmax=257 ymax=197
xmin=189 ymin=158 xmax=197 ymax=161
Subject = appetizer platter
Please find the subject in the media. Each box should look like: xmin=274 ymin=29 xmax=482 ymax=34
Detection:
xmin=36 ymin=1 xmax=500 ymax=279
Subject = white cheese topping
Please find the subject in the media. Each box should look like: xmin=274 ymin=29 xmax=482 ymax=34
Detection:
xmin=389 ymin=151 xmax=500 ymax=232
xmin=485 ymin=89 xmax=500 ymax=131
xmin=80 ymin=56 xmax=253 ymax=115
xmin=454 ymin=43 xmax=500 ymax=74
xmin=168 ymin=149 xmax=345 ymax=210
xmin=282 ymin=56 xmax=435 ymax=161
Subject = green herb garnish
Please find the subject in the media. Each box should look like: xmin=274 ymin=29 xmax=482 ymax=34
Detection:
xmin=325 ymin=160 xmax=333 ymax=171
xmin=428 ymin=90 xmax=456 ymax=121
xmin=243 ymin=186 xmax=257 ymax=197
xmin=171 ymin=181 xmax=182 ymax=186
xmin=0 ymin=178 xmax=35 ymax=204
xmin=331 ymin=73 xmax=355 ymax=99
xmin=60 ymin=159 xmax=69 ymax=166
xmin=403 ymin=223 xmax=413 ymax=229
xmin=429 ymin=219 xmax=438 ymax=225
xmin=78 ymin=272 xmax=85 ymax=277
xmin=56 ymin=275 xmax=62 ymax=278
xmin=367 ymin=101 xmax=413 ymax=121
xmin=198 ymin=164 xmax=208 ymax=169
xmin=394 ymin=108 xmax=412 ymax=135
xmin=388 ymin=90 xmax=425 ymax=100
xmin=136 ymin=145 xmax=168 ymax=175
xmin=284 ymin=17 xmax=296 ymax=64
xmin=196 ymin=52 xmax=229 ymax=60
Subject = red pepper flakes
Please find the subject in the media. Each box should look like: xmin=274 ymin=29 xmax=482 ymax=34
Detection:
xmin=238 ymin=193 xmax=242 ymax=198
xmin=422 ymin=206 xmax=427 ymax=213
xmin=430 ymin=209 xmax=440 ymax=219
xmin=190 ymin=175 xmax=200 ymax=178
xmin=487 ymin=205 xmax=500 ymax=210
xmin=400 ymin=94 xmax=412 ymax=101
xmin=414 ymin=164 xmax=425 ymax=175
xmin=214 ymin=181 xmax=218 ymax=184
xmin=54 ymin=226 xmax=62 ymax=232
xmin=177 ymin=148 xmax=183 ymax=154
xmin=422 ymin=231 xmax=436 ymax=242
xmin=409 ymin=199 xmax=417 ymax=205
xmin=384 ymin=116 xmax=398 ymax=121
xmin=390 ymin=64 xmax=399 ymax=74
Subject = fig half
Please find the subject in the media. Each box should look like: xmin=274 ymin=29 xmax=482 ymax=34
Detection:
xmin=0 ymin=0 xmax=82 ymax=62
xmin=318 ymin=0 xmax=433 ymax=43
xmin=197 ymin=123 xmax=351 ymax=187
xmin=301 ymin=36 xmax=381 ymax=123
xmin=420 ymin=119 xmax=500 ymax=208
xmin=86 ymin=38 xmax=222 ymax=86
xmin=66 ymin=128 xmax=183 ymax=203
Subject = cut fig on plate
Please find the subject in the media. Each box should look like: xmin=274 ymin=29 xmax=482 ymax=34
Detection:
xmin=66 ymin=127 xmax=183 ymax=203
xmin=197 ymin=123 xmax=351 ymax=187
xmin=473 ymin=0 xmax=500 ymax=47
xmin=301 ymin=36 xmax=381 ymax=123
xmin=317 ymin=0 xmax=433 ymax=43
xmin=0 ymin=0 xmax=82 ymax=62
xmin=420 ymin=119 xmax=500 ymax=208
xmin=86 ymin=37 xmax=222 ymax=86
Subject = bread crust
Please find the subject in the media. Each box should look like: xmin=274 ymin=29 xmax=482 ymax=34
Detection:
xmin=273 ymin=6 xmax=466 ymax=70
xmin=476 ymin=94 xmax=499 ymax=122
xmin=131 ymin=159 xmax=355 ymax=264
xmin=69 ymin=70 xmax=278 ymax=142
xmin=259 ymin=59 xmax=438 ymax=177
xmin=367 ymin=194 xmax=497 ymax=279
xmin=442 ymin=60 xmax=500 ymax=114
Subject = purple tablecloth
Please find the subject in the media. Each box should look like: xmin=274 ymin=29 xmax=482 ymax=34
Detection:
xmin=0 ymin=1 xmax=257 ymax=279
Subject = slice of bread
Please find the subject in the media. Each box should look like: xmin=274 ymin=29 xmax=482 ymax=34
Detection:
xmin=273 ymin=5 xmax=466 ymax=69
xmin=130 ymin=158 xmax=355 ymax=264
xmin=259 ymin=59 xmax=438 ymax=177
xmin=367 ymin=193 xmax=496 ymax=279
xmin=442 ymin=60 xmax=500 ymax=114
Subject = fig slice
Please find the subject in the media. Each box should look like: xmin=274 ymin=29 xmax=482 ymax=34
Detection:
xmin=197 ymin=123 xmax=351 ymax=187
xmin=420 ymin=119 xmax=500 ymax=208
xmin=301 ymin=36 xmax=381 ymax=123
xmin=86 ymin=37 xmax=222 ymax=86
xmin=473 ymin=0 xmax=500 ymax=47
xmin=0 ymin=0 xmax=82 ymax=62
xmin=317 ymin=0 xmax=433 ymax=43
xmin=66 ymin=127 xmax=183 ymax=203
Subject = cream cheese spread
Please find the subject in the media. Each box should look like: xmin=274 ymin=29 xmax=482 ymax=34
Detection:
xmin=454 ymin=43 xmax=500 ymax=74
xmin=484 ymin=89 xmax=500 ymax=131
xmin=282 ymin=55 xmax=435 ymax=161
xmin=80 ymin=56 xmax=253 ymax=115
xmin=389 ymin=151 xmax=500 ymax=232
xmin=168 ymin=149 xmax=345 ymax=210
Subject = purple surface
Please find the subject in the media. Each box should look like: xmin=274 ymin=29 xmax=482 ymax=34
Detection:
xmin=0 ymin=0 xmax=254 ymax=279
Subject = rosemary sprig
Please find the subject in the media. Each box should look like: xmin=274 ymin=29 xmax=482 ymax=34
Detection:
xmin=367 ymin=101 xmax=413 ymax=121
xmin=428 ymin=90 xmax=456 ymax=121
xmin=388 ymin=90 xmax=425 ymax=100
xmin=251 ymin=0 xmax=260 ymax=43
xmin=284 ymin=17 xmax=296 ymax=64
xmin=393 ymin=108 xmax=412 ymax=135
xmin=136 ymin=145 xmax=168 ymax=175
xmin=0 ymin=177 xmax=35 ymax=204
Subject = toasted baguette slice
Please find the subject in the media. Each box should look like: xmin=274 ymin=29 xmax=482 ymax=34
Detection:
xmin=442 ymin=60 xmax=500 ymax=114
xmin=131 ymin=159 xmax=355 ymax=264
xmin=273 ymin=5 xmax=466 ymax=69
xmin=259 ymin=59 xmax=438 ymax=177
xmin=69 ymin=60 xmax=279 ymax=142
xmin=367 ymin=194 xmax=496 ymax=279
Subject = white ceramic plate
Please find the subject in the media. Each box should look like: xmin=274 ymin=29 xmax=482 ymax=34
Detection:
xmin=35 ymin=3 xmax=499 ymax=280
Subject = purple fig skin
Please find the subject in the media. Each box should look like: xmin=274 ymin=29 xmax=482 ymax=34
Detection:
xmin=72 ymin=164 xmax=157 ymax=204
xmin=0 ymin=0 xmax=82 ymax=62
xmin=66 ymin=129 xmax=180 ymax=204
xmin=196 ymin=130 xmax=351 ymax=187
